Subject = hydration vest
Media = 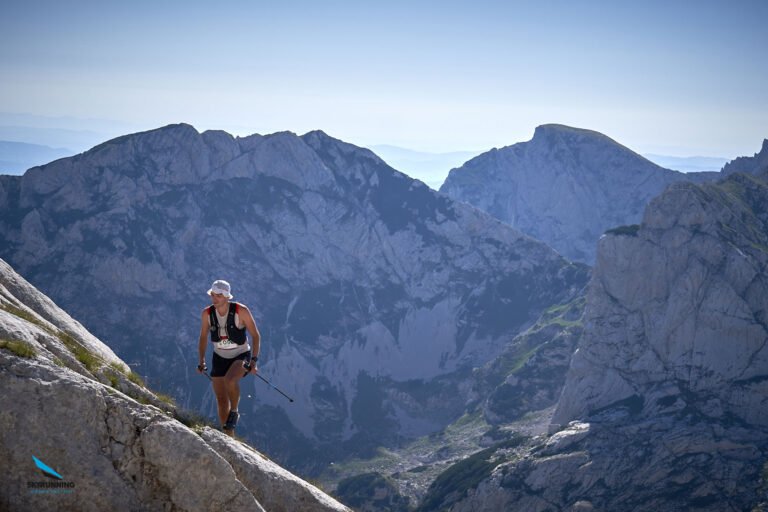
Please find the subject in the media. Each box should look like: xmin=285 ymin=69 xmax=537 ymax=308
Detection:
xmin=209 ymin=302 xmax=247 ymax=345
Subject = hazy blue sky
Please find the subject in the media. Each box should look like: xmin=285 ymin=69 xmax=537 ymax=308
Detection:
xmin=1 ymin=0 xmax=766 ymax=156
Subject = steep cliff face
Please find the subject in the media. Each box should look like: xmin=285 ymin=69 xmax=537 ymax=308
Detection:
xmin=420 ymin=169 xmax=768 ymax=512
xmin=553 ymin=170 xmax=768 ymax=428
xmin=0 ymin=124 xmax=588 ymax=468
xmin=722 ymin=139 xmax=768 ymax=176
xmin=0 ymin=258 xmax=350 ymax=512
xmin=440 ymin=124 xmax=717 ymax=264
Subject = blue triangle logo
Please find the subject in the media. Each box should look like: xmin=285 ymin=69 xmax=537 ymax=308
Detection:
xmin=32 ymin=456 xmax=63 ymax=480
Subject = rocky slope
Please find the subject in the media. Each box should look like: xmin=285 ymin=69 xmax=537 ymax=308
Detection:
xmin=321 ymin=300 xmax=585 ymax=511
xmin=474 ymin=297 xmax=584 ymax=425
xmin=439 ymin=124 xmax=718 ymax=264
xmin=418 ymin=168 xmax=768 ymax=511
xmin=0 ymin=258 xmax=350 ymax=512
xmin=0 ymin=124 xmax=588 ymax=470
xmin=722 ymin=138 xmax=768 ymax=176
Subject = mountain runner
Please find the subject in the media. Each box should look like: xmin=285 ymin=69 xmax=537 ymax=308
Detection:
xmin=197 ymin=280 xmax=261 ymax=436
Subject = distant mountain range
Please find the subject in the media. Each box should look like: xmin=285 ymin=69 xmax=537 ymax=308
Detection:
xmin=440 ymin=124 xmax=768 ymax=264
xmin=368 ymin=145 xmax=730 ymax=190
xmin=0 ymin=124 xmax=586 ymax=472
xmin=366 ymin=145 xmax=482 ymax=190
xmin=3 ymin=136 xmax=729 ymax=186
xmin=0 ymin=112 xmax=142 ymax=154
xmin=641 ymin=153 xmax=729 ymax=173
xmin=2 ymin=120 xmax=767 ymax=510
xmin=0 ymin=140 xmax=74 ymax=175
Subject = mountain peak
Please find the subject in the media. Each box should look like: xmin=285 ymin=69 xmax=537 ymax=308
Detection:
xmin=440 ymin=125 xmax=709 ymax=264
xmin=96 ymin=123 xmax=200 ymax=147
xmin=303 ymin=129 xmax=332 ymax=139
xmin=301 ymin=129 xmax=384 ymax=167
xmin=532 ymin=124 xmax=626 ymax=150
xmin=722 ymin=138 xmax=768 ymax=176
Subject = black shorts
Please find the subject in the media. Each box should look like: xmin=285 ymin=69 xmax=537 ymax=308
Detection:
xmin=211 ymin=351 xmax=250 ymax=377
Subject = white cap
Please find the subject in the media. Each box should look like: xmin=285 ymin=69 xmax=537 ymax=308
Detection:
xmin=207 ymin=280 xmax=233 ymax=299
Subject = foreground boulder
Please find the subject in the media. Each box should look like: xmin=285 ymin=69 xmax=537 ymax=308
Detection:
xmin=0 ymin=258 xmax=349 ymax=512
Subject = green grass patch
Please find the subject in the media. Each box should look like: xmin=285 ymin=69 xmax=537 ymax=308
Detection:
xmin=1 ymin=303 xmax=110 ymax=374
xmin=543 ymin=302 xmax=572 ymax=316
xmin=107 ymin=360 xmax=146 ymax=389
xmin=109 ymin=361 xmax=127 ymax=375
xmin=0 ymin=338 xmax=37 ymax=358
xmin=106 ymin=370 xmax=120 ymax=388
xmin=0 ymin=303 xmax=43 ymax=326
xmin=508 ymin=345 xmax=540 ymax=374
xmin=156 ymin=392 xmax=176 ymax=407
xmin=128 ymin=371 xmax=145 ymax=388
xmin=175 ymin=407 xmax=217 ymax=434
xmin=448 ymin=410 xmax=485 ymax=431
xmin=57 ymin=331 xmax=101 ymax=372
xmin=532 ymin=297 xmax=585 ymax=334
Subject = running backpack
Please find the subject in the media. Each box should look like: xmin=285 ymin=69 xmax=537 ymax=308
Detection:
xmin=209 ymin=302 xmax=247 ymax=344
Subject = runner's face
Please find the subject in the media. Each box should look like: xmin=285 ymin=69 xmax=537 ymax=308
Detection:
xmin=210 ymin=292 xmax=227 ymax=306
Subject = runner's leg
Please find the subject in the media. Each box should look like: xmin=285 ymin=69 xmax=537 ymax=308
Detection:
xmin=211 ymin=377 xmax=229 ymax=426
xmin=223 ymin=355 xmax=246 ymax=413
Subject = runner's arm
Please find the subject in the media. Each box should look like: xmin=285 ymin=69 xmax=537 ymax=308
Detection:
xmin=198 ymin=309 xmax=209 ymax=370
xmin=240 ymin=305 xmax=261 ymax=363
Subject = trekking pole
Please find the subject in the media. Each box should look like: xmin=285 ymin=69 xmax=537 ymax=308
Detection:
xmin=255 ymin=373 xmax=294 ymax=403
xmin=198 ymin=364 xmax=212 ymax=381
xmin=241 ymin=358 xmax=294 ymax=403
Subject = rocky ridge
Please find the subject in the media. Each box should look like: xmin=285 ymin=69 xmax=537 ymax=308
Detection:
xmin=0 ymin=124 xmax=588 ymax=469
xmin=553 ymin=170 xmax=768 ymax=428
xmin=0 ymin=257 xmax=350 ymax=512
xmin=440 ymin=124 xmax=719 ymax=264
xmin=722 ymin=138 xmax=768 ymax=176
xmin=418 ymin=169 xmax=768 ymax=511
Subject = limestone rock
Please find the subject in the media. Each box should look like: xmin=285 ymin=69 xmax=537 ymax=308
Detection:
xmin=722 ymin=138 xmax=768 ymax=176
xmin=448 ymin=418 xmax=767 ymax=512
xmin=428 ymin=169 xmax=768 ymax=511
xmin=440 ymin=124 xmax=722 ymax=264
xmin=0 ymin=258 xmax=350 ymax=511
xmin=202 ymin=428 xmax=349 ymax=512
xmin=0 ymin=124 xmax=588 ymax=466
xmin=473 ymin=298 xmax=585 ymax=425
xmin=553 ymin=171 xmax=768 ymax=429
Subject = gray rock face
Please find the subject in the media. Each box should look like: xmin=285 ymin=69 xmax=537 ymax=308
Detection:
xmin=440 ymin=124 xmax=716 ymax=264
xmin=0 ymin=258 xmax=350 ymax=512
xmin=423 ymin=169 xmax=768 ymax=511
xmin=449 ymin=418 xmax=768 ymax=512
xmin=553 ymin=171 xmax=768 ymax=428
xmin=0 ymin=124 xmax=588 ymax=468
xmin=722 ymin=138 xmax=768 ymax=176
xmin=473 ymin=298 xmax=584 ymax=425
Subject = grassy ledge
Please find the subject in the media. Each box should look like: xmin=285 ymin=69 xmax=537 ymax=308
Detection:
xmin=0 ymin=338 xmax=37 ymax=358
